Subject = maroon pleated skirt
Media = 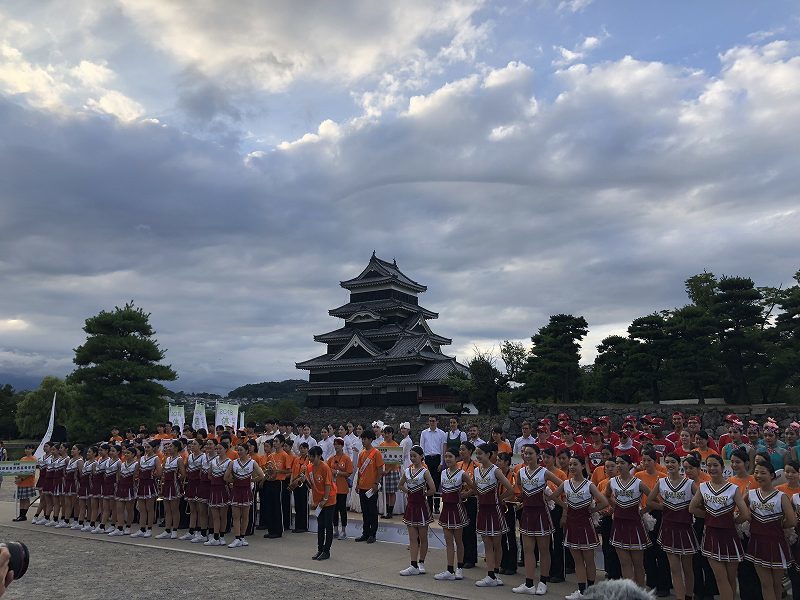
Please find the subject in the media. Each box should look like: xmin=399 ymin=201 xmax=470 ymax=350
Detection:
xmin=745 ymin=527 xmax=792 ymax=568
xmin=62 ymin=474 xmax=78 ymax=496
xmin=136 ymin=479 xmax=158 ymax=500
xmin=208 ymin=483 xmax=230 ymax=508
xmin=702 ymin=526 xmax=743 ymax=562
xmin=519 ymin=504 xmax=554 ymax=536
xmin=658 ymin=520 xmax=699 ymax=554
xmin=611 ymin=516 xmax=651 ymax=550
xmin=403 ymin=491 xmax=433 ymax=527
xmin=564 ymin=508 xmax=598 ymax=549
xmin=476 ymin=502 xmax=508 ymax=536
xmin=230 ymin=481 xmax=253 ymax=506
xmin=438 ymin=496 xmax=468 ymax=529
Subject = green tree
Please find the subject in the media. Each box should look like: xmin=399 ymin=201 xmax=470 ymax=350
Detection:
xmin=245 ymin=403 xmax=275 ymax=425
xmin=523 ymin=314 xmax=589 ymax=403
xmin=467 ymin=350 xmax=505 ymax=414
xmin=15 ymin=376 xmax=77 ymax=438
xmin=499 ymin=340 xmax=528 ymax=382
xmin=0 ymin=384 xmax=20 ymax=438
xmin=756 ymin=272 xmax=800 ymax=402
xmin=441 ymin=370 xmax=473 ymax=414
xmin=685 ymin=271 xmax=718 ymax=310
xmin=665 ymin=305 xmax=719 ymax=405
xmin=594 ymin=335 xmax=639 ymax=403
xmin=68 ymin=302 xmax=178 ymax=440
xmin=627 ymin=313 xmax=669 ymax=403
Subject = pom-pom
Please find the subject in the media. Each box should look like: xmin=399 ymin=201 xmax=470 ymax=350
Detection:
xmin=641 ymin=512 xmax=657 ymax=532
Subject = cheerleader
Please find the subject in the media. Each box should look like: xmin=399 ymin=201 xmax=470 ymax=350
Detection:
xmin=434 ymin=448 xmax=472 ymax=581
xmin=745 ymin=460 xmax=796 ymax=600
xmin=110 ymin=446 xmax=138 ymax=536
xmin=50 ymin=443 xmax=68 ymax=527
xmin=791 ymin=491 xmax=800 ymax=598
xmin=98 ymin=445 xmax=119 ymax=532
xmin=689 ymin=454 xmax=750 ymax=600
xmin=31 ymin=442 xmax=54 ymax=525
xmin=76 ymin=446 xmax=96 ymax=531
xmin=205 ymin=441 xmax=232 ymax=546
xmin=398 ymin=445 xmax=436 ymax=576
xmin=473 ymin=442 xmax=515 ymax=588
xmin=328 ymin=437 xmax=354 ymax=540
xmin=59 ymin=444 xmax=82 ymax=529
xmin=133 ymin=440 xmax=162 ymax=537
xmin=726 ymin=447 xmax=761 ymax=600
xmin=555 ymin=455 xmax=609 ymax=599
xmin=512 ymin=444 xmax=563 ymax=595
xmin=12 ymin=444 xmax=38 ymax=522
xmin=457 ymin=441 xmax=479 ymax=569
xmin=225 ymin=442 xmax=265 ymax=548
xmin=156 ymin=440 xmax=186 ymax=539
xmin=182 ymin=438 xmax=209 ymax=542
xmin=647 ymin=452 xmax=699 ymax=600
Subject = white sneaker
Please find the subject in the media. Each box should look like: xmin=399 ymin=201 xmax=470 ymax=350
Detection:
xmin=219 ymin=537 xmax=226 ymax=546
xmin=45 ymin=519 xmax=55 ymax=527
xmin=108 ymin=529 xmax=124 ymax=536
xmin=434 ymin=570 xmax=455 ymax=580
xmin=399 ymin=566 xmax=421 ymax=576
xmin=565 ymin=590 xmax=584 ymax=600
xmin=81 ymin=525 xmax=92 ymax=532
xmin=455 ymin=568 xmax=463 ymax=580
xmin=179 ymin=532 xmax=193 ymax=540
xmin=475 ymin=576 xmax=499 ymax=587
xmin=512 ymin=583 xmax=537 ymax=595
xmin=191 ymin=534 xmax=206 ymax=543
xmin=142 ymin=530 xmax=152 ymax=538
xmin=535 ymin=582 xmax=547 ymax=595
xmin=103 ymin=525 xmax=113 ymax=533
xmin=155 ymin=531 xmax=170 ymax=539
xmin=70 ymin=522 xmax=82 ymax=530
xmin=495 ymin=575 xmax=503 ymax=586
xmin=203 ymin=538 xmax=220 ymax=546
xmin=418 ymin=562 xmax=426 ymax=574
xmin=228 ymin=538 xmax=243 ymax=548
xmin=54 ymin=521 xmax=67 ymax=528
xmin=241 ymin=539 xmax=249 ymax=546
xmin=130 ymin=530 xmax=144 ymax=538
xmin=123 ymin=527 xmax=131 ymax=535
xmin=170 ymin=532 xmax=177 ymax=539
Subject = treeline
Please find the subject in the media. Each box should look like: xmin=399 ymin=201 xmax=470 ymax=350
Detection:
xmin=444 ymin=270 xmax=800 ymax=408
xmin=227 ymin=379 xmax=307 ymax=401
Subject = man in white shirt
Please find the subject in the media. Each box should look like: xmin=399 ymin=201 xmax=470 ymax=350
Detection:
xmin=419 ymin=416 xmax=447 ymax=513
xmin=292 ymin=423 xmax=316 ymax=454
xmin=513 ymin=421 xmax=536 ymax=455
xmin=467 ymin=424 xmax=486 ymax=447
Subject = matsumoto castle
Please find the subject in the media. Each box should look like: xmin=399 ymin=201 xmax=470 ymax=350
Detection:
xmin=297 ymin=253 xmax=469 ymax=408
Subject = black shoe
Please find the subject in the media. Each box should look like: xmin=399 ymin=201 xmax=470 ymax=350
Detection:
xmin=366 ymin=536 xmax=375 ymax=543
xmin=381 ymin=514 xmax=393 ymax=519
xmin=463 ymin=562 xmax=475 ymax=569
xmin=517 ymin=560 xmax=525 ymax=567
xmin=354 ymin=535 xmax=368 ymax=542
xmin=12 ymin=516 xmax=27 ymax=522
xmin=256 ymin=525 xmax=268 ymax=530
xmin=312 ymin=551 xmax=322 ymax=560
xmin=317 ymin=550 xmax=330 ymax=560
xmin=656 ymin=590 xmax=669 ymax=598
xmin=565 ymin=567 xmax=575 ymax=574
xmin=266 ymin=533 xmax=282 ymax=539
xmin=292 ymin=528 xmax=308 ymax=533
xmin=549 ymin=576 xmax=564 ymax=584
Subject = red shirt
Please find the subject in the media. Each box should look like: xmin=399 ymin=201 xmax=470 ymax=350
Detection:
xmin=614 ymin=444 xmax=641 ymax=464
xmin=558 ymin=442 xmax=585 ymax=460
xmin=585 ymin=444 xmax=605 ymax=471
xmin=651 ymin=438 xmax=676 ymax=456
xmin=718 ymin=433 xmax=749 ymax=448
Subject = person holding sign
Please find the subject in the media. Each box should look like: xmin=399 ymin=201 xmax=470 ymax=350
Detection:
xmin=12 ymin=444 xmax=37 ymax=522
xmin=379 ymin=426 xmax=401 ymax=519
xmin=309 ymin=445 xmax=336 ymax=560
xmin=399 ymin=445 xmax=436 ymax=576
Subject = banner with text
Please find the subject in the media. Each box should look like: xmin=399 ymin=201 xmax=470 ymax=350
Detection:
xmin=0 ymin=461 xmax=38 ymax=476
xmin=215 ymin=402 xmax=239 ymax=429
xmin=168 ymin=404 xmax=186 ymax=431
xmin=192 ymin=401 xmax=208 ymax=432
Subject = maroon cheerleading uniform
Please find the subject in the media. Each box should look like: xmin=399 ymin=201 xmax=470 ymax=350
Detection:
xmin=402 ymin=465 xmax=433 ymax=527
xmin=657 ymin=476 xmax=698 ymax=554
xmin=78 ymin=459 xmax=94 ymax=500
xmin=745 ymin=488 xmax=791 ymax=568
xmin=136 ymin=455 xmax=159 ymax=499
xmin=51 ymin=456 xmax=68 ymax=496
xmin=198 ymin=452 xmax=214 ymax=503
xmin=475 ymin=464 xmax=508 ymax=536
xmin=699 ymin=481 xmax=743 ymax=561
xmin=230 ymin=458 xmax=255 ymax=506
xmin=516 ymin=465 xmax=554 ymax=536
xmin=161 ymin=456 xmax=182 ymax=500
xmin=63 ymin=458 xmax=80 ymax=496
xmin=184 ymin=452 xmax=207 ymax=501
xmin=609 ymin=476 xmax=651 ymax=550
xmin=207 ymin=457 xmax=231 ymax=508
xmin=103 ymin=458 xmax=120 ymax=499
xmin=39 ymin=455 xmax=54 ymax=495
xmin=564 ymin=478 xmax=599 ymax=549
xmin=115 ymin=459 xmax=137 ymax=501
xmin=90 ymin=458 xmax=105 ymax=498
xmin=438 ymin=467 xmax=468 ymax=529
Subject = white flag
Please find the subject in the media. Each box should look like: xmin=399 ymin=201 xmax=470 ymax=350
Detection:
xmin=35 ymin=392 xmax=57 ymax=459
xmin=168 ymin=404 xmax=186 ymax=431
xmin=239 ymin=410 xmax=245 ymax=430
xmin=192 ymin=401 xmax=208 ymax=431
xmin=215 ymin=402 xmax=238 ymax=428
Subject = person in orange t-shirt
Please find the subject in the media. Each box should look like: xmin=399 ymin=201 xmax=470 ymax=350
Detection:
xmin=309 ymin=446 xmax=337 ymax=560
xmin=281 ymin=438 xmax=296 ymax=531
xmin=777 ymin=460 xmax=800 ymax=497
xmin=379 ymin=426 xmax=401 ymax=519
xmin=328 ymin=438 xmax=353 ymax=539
xmin=355 ymin=431 xmax=384 ymax=542
xmin=289 ymin=442 xmax=310 ymax=532
xmin=13 ymin=444 xmax=39 ymax=521
xmin=262 ymin=435 xmax=291 ymax=538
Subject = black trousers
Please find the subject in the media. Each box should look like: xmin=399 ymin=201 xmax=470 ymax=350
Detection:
xmin=738 ymin=535 xmax=764 ymax=600
xmin=333 ymin=493 xmax=348 ymax=527
xmin=463 ymin=497 xmax=478 ymax=565
xmin=424 ymin=455 xmax=441 ymax=512
xmin=264 ymin=480 xmax=283 ymax=536
xmin=257 ymin=485 xmax=268 ymax=528
xmin=281 ymin=479 xmax=292 ymax=530
xmin=549 ymin=505 xmax=566 ymax=579
xmin=359 ymin=489 xmax=379 ymax=538
xmin=600 ymin=515 xmax=621 ymax=579
xmin=293 ymin=484 xmax=308 ymax=531
xmin=317 ymin=505 xmax=334 ymax=552
xmin=500 ymin=506 xmax=518 ymax=572
xmin=692 ymin=518 xmax=718 ymax=598
xmin=644 ymin=511 xmax=671 ymax=593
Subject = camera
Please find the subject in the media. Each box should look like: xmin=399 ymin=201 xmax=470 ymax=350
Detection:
xmin=0 ymin=542 xmax=29 ymax=580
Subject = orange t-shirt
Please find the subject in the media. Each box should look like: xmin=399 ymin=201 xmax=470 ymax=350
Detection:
xmin=226 ymin=449 xmax=238 ymax=460
xmin=310 ymin=461 xmax=337 ymax=507
xmin=547 ymin=467 xmax=568 ymax=494
xmin=690 ymin=471 xmax=711 ymax=484
xmin=591 ymin=465 xmax=607 ymax=486
xmin=154 ymin=433 xmax=172 ymax=440
xmin=777 ymin=483 xmax=800 ymax=497
xmin=457 ymin=459 xmax=478 ymax=478
xmin=109 ymin=436 xmax=123 ymax=443
xmin=266 ymin=450 xmax=290 ymax=481
xmin=378 ymin=440 xmax=401 ymax=472
xmin=292 ymin=455 xmax=309 ymax=479
xmin=497 ymin=441 xmax=513 ymax=454
xmin=252 ymin=453 xmax=267 ymax=468
xmin=357 ymin=447 xmax=385 ymax=490
xmin=17 ymin=456 xmax=37 ymax=487
xmin=635 ymin=470 xmax=660 ymax=492
xmin=728 ymin=475 xmax=757 ymax=495
xmin=327 ymin=453 xmax=353 ymax=494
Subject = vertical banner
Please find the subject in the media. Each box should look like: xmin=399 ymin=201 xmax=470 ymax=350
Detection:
xmin=192 ymin=401 xmax=208 ymax=431
xmin=35 ymin=392 xmax=57 ymax=459
xmin=215 ymin=402 xmax=239 ymax=428
xmin=168 ymin=404 xmax=186 ymax=431
xmin=239 ymin=411 xmax=245 ymax=430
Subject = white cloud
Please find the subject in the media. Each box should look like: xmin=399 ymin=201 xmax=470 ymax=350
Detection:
xmin=0 ymin=319 xmax=29 ymax=332
xmin=0 ymin=42 xmax=67 ymax=110
xmin=552 ymin=33 xmax=608 ymax=66
xmin=70 ymin=60 xmax=114 ymax=88
xmin=557 ymin=0 xmax=593 ymax=13
xmin=86 ymin=90 xmax=144 ymax=121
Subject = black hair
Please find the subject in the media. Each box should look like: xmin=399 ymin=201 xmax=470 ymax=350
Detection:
xmin=87 ymin=445 xmax=99 ymax=456
xmin=219 ymin=440 xmax=229 ymax=451
xmin=148 ymin=440 xmax=160 ymax=450
xmin=696 ymin=430 xmax=710 ymax=440
xmin=497 ymin=452 xmax=512 ymax=464
xmin=543 ymin=446 xmax=556 ymax=458
xmin=642 ymin=449 xmax=658 ymax=462
xmin=307 ymin=446 xmax=321 ymax=458
xmin=361 ymin=430 xmax=376 ymax=440
xmin=246 ymin=421 xmax=256 ymax=429
xmin=683 ymin=455 xmax=701 ymax=469
xmin=477 ymin=442 xmax=497 ymax=455
xmin=491 ymin=426 xmax=503 ymax=435
xmin=755 ymin=451 xmax=771 ymax=467
xmin=171 ymin=440 xmax=183 ymax=451
xmin=785 ymin=460 xmax=800 ymax=472
xmin=273 ymin=433 xmax=285 ymax=444
xmin=616 ymin=454 xmax=634 ymax=466
xmin=753 ymin=459 xmax=776 ymax=478
xmin=522 ymin=443 xmax=539 ymax=454
xmin=196 ymin=428 xmax=208 ymax=437
xmin=246 ymin=439 xmax=258 ymax=451
xmin=731 ymin=448 xmax=750 ymax=464
xmin=557 ymin=447 xmax=571 ymax=457
xmin=411 ymin=445 xmax=424 ymax=457
xmin=24 ymin=443 xmax=36 ymax=451
xmin=299 ymin=442 xmax=309 ymax=449
xmin=665 ymin=452 xmax=682 ymax=463
xmin=461 ymin=441 xmax=475 ymax=453
xmin=382 ymin=425 xmax=394 ymax=435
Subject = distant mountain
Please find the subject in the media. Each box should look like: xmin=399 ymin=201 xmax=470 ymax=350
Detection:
xmin=228 ymin=379 xmax=307 ymax=400
xmin=0 ymin=373 xmax=42 ymax=393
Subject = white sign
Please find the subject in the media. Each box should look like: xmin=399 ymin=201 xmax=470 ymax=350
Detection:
xmin=0 ymin=461 xmax=37 ymax=476
xmin=192 ymin=401 xmax=208 ymax=431
xmin=215 ymin=402 xmax=239 ymax=428
xmin=168 ymin=404 xmax=186 ymax=431
xmin=377 ymin=446 xmax=404 ymax=465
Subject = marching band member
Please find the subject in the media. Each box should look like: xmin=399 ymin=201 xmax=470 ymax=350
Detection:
xmin=435 ymin=448 xmax=472 ymax=581
xmin=328 ymin=437 xmax=353 ymax=540
xmin=689 ymin=454 xmax=750 ymax=600
xmin=205 ymin=441 xmax=232 ymax=546
xmin=289 ymin=442 xmax=310 ymax=533
xmin=132 ymin=440 xmax=162 ymax=538
xmin=458 ymin=441 xmax=479 ymax=569
xmin=111 ymin=446 xmax=138 ymax=536
xmin=473 ymin=442 xmax=515 ymax=588
xmin=157 ymin=440 xmax=185 ymax=539
xmin=355 ymin=430 xmax=384 ymax=544
xmin=513 ymin=444 xmax=563 ymax=595
xmin=308 ymin=445 xmax=337 ymax=560
xmin=225 ymin=442 xmax=265 ymax=548
xmin=398 ymin=445 xmax=435 ymax=576
xmin=262 ymin=434 xmax=290 ymax=539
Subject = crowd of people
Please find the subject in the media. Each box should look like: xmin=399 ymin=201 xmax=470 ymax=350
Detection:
xmin=10 ymin=411 xmax=800 ymax=599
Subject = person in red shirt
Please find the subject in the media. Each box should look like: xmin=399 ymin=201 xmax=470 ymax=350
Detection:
xmin=686 ymin=417 xmax=717 ymax=452
xmin=577 ymin=418 xmax=593 ymax=445
xmin=535 ymin=425 xmax=555 ymax=454
xmin=558 ymin=426 xmax=585 ymax=460
xmin=598 ymin=416 xmax=619 ymax=448
xmin=584 ymin=428 xmax=606 ymax=472
xmin=308 ymin=446 xmax=336 ymax=560
xmin=717 ymin=414 xmax=749 ymax=449
xmin=665 ymin=411 xmax=685 ymax=446
xmin=614 ymin=425 xmax=641 ymax=465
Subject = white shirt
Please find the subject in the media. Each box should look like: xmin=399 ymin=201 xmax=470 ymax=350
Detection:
xmin=400 ymin=436 xmax=413 ymax=470
xmin=293 ymin=434 xmax=317 ymax=454
xmin=419 ymin=427 xmax=447 ymax=456
xmin=468 ymin=437 xmax=486 ymax=447
xmin=374 ymin=435 xmax=384 ymax=447
xmin=318 ymin=437 xmax=335 ymax=460
xmin=513 ymin=435 xmax=536 ymax=455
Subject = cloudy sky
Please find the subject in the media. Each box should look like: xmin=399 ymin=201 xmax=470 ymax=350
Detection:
xmin=1 ymin=1 xmax=799 ymax=394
